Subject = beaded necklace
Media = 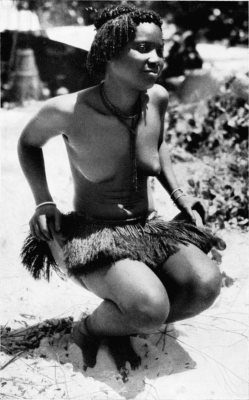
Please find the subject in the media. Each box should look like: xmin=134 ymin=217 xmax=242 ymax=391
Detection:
xmin=99 ymin=81 xmax=141 ymax=191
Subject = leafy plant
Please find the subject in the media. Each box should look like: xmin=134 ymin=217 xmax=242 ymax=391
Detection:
xmin=187 ymin=152 xmax=248 ymax=230
xmin=167 ymin=85 xmax=248 ymax=153
xmin=166 ymin=80 xmax=249 ymax=230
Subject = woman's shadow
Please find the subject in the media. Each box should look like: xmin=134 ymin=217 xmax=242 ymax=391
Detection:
xmin=1 ymin=317 xmax=196 ymax=398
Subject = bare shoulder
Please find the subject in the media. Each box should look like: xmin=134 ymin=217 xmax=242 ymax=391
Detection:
xmin=38 ymin=92 xmax=78 ymax=124
xmin=42 ymin=86 xmax=100 ymax=120
xmin=75 ymin=84 xmax=102 ymax=111
xmin=19 ymin=92 xmax=80 ymax=146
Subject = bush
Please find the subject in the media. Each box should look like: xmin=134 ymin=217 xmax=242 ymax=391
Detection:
xmin=166 ymin=79 xmax=249 ymax=230
xmin=167 ymin=84 xmax=248 ymax=153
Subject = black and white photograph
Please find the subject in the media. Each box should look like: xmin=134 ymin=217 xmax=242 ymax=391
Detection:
xmin=1 ymin=1 xmax=248 ymax=399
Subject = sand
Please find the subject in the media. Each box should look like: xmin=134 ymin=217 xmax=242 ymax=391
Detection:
xmin=1 ymin=102 xmax=248 ymax=400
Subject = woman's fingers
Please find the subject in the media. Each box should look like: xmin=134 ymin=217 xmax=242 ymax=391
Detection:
xmin=182 ymin=206 xmax=196 ymax=224
xmin=29 ymin=207 xmax=64 ymax=241
xmin=32 ymin=222 xmax=43 ymax=241
xmin=176 ymin=195 xmax=207 ymax=226
xmin=193 ymin=200 xmax=207 ymax=223
xmin=30 ymin=215 xmax=51 ymax=241
xmin=38 ymin=214 xmax=52 ymax=240
xmin=188 ymin=209 xmax=197 ymax=224
xmin=29 ymin=219 xmax=36 ymax=239
xmin=193 ymin=210 xmax=203 ymax=227
xmin=54 ymin=211 xmax=61 ymax=232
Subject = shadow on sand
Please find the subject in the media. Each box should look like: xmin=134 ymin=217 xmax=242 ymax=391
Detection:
xmin=1 ymin=317 xmax=195 ymax=398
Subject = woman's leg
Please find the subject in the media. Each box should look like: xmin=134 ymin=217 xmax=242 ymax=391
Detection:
xmin=49 ymin=233 xmax=170 ymax=368
xmin=157 ymin=243 xmax=222 ymax=323
xmin=81 ymin=258 xmax=170 ymax=336
xmin=75 ymin=259 xmax=170 ymax=369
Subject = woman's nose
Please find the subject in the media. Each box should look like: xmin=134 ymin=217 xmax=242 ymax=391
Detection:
xmin=147 ymin=49 xmax=163 ymax=66
xmin=147 ymin=55 xmax=163 ymax=72
xmin=148 ymin=49 xmax=161 ymax=62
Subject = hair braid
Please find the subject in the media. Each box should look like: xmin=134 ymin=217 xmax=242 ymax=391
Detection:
xmin=86 ymin=4 xmax=162 ymax=77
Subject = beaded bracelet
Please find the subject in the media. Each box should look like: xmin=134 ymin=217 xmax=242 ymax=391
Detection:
xmin=36 ymin=201 xmax=56 ymax=210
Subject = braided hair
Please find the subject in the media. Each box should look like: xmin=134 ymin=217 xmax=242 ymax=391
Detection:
xmin=86 ymin=4 xmax=162 ymax=77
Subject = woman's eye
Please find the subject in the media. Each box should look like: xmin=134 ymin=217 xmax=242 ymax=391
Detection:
xmin=134 ymin=43 xmax=164 ymax=57
xmin=135 ymin=43 xmax=150 ymax=53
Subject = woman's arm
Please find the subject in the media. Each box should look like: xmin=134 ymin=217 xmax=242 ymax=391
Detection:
xmin=156 ymin=87 xmax=206 ymax=225
xmin=18 ymin=97 xmax=72 ymax=240
xmin=158 ymin=142 xmax=206 ymax=224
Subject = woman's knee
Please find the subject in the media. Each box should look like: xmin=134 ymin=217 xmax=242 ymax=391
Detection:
xmin=195 ymin=262 xmax=222 ymax=304
xmin=163 ymin=244 xmax=222 ymax=307
xmin=181 ymin=258 xmax=222 ymax=313
xmin=122 ymin=288 xmax=170 ymax=332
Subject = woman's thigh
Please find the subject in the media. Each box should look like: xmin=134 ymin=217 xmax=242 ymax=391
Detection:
xmin=158 ymin=243 xmax=221 ymax=301
xmin=48 ymin=232 xmax=169 ymax=306
xmin=80 ymin=259 xmax=169 ymax=312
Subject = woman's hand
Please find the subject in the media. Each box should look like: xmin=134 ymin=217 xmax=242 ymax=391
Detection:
xmin=175 ymin=195 xmax=207 ymax=226
xmin=29 ymin=205 xmax=62 ymax=241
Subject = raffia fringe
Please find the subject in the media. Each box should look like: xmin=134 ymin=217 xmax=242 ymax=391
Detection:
xmin=20 ymin=212 xmax=225 ymax=280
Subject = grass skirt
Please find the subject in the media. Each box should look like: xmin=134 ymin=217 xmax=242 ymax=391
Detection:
xmin=21 ymin=211 xmax=225 ymax=280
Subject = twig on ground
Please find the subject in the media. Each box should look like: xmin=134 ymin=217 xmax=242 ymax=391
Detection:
xmin=0 ymin=351 xmax=26 ymax=370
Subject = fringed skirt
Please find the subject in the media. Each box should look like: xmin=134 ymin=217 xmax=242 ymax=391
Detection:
xmin=21 ymin=211 xmax=225 ymax=281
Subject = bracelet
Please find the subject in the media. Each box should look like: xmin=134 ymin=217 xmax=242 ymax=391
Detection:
xmin=173 ymin=193 xmax=187 ymax=202
xmin=36 ymin=201 xmax=56 ymax=210
xmin=170 ymin=188 xmax=183 ymax=198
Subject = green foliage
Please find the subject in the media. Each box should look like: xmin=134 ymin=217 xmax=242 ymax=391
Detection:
xmin=187 ymin=147 xmax=248 ymax=230
xmin=167 ymin=82 xmax=249 ymax=230
xmin=167 ymin=82 xmax=248 ymax=153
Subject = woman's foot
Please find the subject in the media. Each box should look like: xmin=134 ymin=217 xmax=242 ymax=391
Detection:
xmin=107 ymin=335 xmax=141 ymax=371
xmin=72 ymin=318 xmax=101 ymax=370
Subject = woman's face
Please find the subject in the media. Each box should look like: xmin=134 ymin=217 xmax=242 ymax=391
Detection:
xmin=109 ymin=22 xmax=164 ymax=90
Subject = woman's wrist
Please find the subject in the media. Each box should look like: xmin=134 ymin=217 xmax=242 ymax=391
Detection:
xmin=170 ymin=188 xmax=187 ymax=203
xmin=35 ymin=201 xmax=56 ymax=210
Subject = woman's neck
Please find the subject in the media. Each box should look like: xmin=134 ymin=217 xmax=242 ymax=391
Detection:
xmin=103 ymin=76 xmax=142 ymax=115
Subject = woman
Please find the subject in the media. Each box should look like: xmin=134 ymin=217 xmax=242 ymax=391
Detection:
xmin=18 ymin=5 xmax=223 ymax=372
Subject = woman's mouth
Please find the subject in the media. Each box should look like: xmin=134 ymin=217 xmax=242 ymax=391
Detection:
xmin=143 ymin=66 xmax=161 ymax=77
xmin=143 ymin=69 xmax=160 ymax=78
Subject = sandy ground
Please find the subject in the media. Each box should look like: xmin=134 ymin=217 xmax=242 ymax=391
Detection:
xmin=1 ymin=102 xmax=248 ymax=400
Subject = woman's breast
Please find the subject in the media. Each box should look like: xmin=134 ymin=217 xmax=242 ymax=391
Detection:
xmin=64 ymin=123 xmax=133 ymax=184
xmin=65 ymin=141 xmax=131 ymax=185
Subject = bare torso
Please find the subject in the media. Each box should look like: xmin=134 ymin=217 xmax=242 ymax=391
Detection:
xmin=61 ymin=84 xmax=163 ymax=220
